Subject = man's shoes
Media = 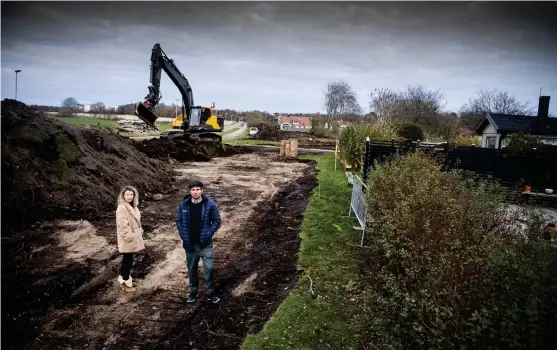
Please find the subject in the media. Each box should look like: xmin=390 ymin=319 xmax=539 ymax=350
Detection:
xmin=206 ymin=294 xmax=220 ymax=304
xmin=187 ymin=292 xmax=198 ymax=303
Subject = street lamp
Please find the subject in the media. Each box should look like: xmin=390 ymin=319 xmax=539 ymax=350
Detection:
xmin=15 ymin=69 xmax=22 ymax=100
xmin=175 ymin=98 xmax=181 ymax=117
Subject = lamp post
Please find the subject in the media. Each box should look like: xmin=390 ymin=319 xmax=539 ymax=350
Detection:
xmin=175 ymin=98 xmax=180 ymax=117
xmin=15 ymin=69 xmax=22 ymax=100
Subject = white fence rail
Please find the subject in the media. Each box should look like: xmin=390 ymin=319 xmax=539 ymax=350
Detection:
xmin=348 ymin=174 xmax=368 ymax=246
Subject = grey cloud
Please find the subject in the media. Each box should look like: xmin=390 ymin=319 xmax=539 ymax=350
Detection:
xmin=2 ymin=1 xmax=557 ymax=113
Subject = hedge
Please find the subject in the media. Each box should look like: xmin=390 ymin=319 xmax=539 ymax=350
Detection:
xmin=359 ymin=151 xmax=557 ymax=349
xmin=338 ymin=123 xmax=396 ymax=168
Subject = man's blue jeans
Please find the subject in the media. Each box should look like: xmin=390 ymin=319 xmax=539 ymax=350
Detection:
xmin=185 ymin=244 xmax=215 ymax=295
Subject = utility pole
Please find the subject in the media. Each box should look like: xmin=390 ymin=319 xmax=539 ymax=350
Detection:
xmin=175 ymin=98 xmax=181 ymax=118
xmin=15 ymin=70 xmax=22 ymax=100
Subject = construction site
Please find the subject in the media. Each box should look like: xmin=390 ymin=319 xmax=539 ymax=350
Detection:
xmin=0 ymin=98 xmax=336 ymax=349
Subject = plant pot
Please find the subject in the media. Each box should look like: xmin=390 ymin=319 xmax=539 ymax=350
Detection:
xmin=525 ymin=185 xmax=532 ymax=192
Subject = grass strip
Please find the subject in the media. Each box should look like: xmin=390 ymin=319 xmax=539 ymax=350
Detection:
xmin=241 ymin=154 xmax=363 ymax=350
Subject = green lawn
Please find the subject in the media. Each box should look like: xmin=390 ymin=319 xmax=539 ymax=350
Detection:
xmin=224 ymin=127 xmax=282 ymax=145
xmin=224 ymin=138 xmax=280 ymax=146
xmin=56 ymin=117 xmax=117 ymax=127
xmin=55 ymin=116 xmax=173 ymax=131
xmin=216 ymin=127 xmax=240 ymax=136
xmin=241 ymin=154 xmax=364 ymax=350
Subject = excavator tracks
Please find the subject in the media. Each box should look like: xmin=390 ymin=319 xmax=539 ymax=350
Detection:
xmin=160 ymin=130 xmax=223 ymax=144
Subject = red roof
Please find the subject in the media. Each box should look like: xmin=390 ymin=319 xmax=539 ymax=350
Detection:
xmin=459 ymin=128 xmax=476 ymax=136
xmin=278 ymin=115 xmax=312 ymax=127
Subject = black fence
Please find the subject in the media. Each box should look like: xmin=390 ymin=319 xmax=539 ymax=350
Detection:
xmin=361 ymin=138 xmax=557 ymax=208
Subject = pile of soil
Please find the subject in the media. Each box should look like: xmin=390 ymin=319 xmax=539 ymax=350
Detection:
xmin=251 ymin=123 xmax=304 ymax=141
xmin=252 ymin=123 xmax=283 ymax=141
xmin=133 ymin=138 xmax=253 ymax=162
xmin=1 ymin=99 xmax=173 ymax=232
xmin=253 ymin=123 xmax=336 ymax=150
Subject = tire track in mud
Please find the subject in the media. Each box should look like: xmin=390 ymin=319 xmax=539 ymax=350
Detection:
xmin=144 ymin=163 xmax=317 ymax=350
xmin=11 ymin=150 xmax=317 ymax=350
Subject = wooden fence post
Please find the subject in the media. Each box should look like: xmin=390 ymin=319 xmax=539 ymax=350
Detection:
xmin=362 ymin=136 xmax=372 ymax=189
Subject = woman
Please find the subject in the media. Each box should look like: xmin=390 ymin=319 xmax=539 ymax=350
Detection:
xmin=116 ymin=185 xmax=145 ymax=293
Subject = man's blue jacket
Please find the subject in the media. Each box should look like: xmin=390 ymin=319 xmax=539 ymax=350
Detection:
xmin=176 ymin=194 xmax=221 ymax=251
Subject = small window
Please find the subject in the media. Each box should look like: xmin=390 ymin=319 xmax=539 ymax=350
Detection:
xmin=485 ymin=136 xmax=496 ymax=149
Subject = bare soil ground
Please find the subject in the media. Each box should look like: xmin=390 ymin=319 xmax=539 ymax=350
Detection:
xmin=2 ymin=147 xmax=317 ymax=349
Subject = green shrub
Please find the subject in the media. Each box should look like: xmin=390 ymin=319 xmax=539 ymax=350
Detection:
xmin=452 ymin=135 xmax=481 ymax=147
xmin=310 ymin=126 xmax=337 ymax=138
xmin=360 ymin=151 xmax=557 ymax=349
xmin=338 ymin=123 xmax=396 ymax=167
xmin=395 ymin=122 xmax=424 ymax=141
xmin=506 ymin=132 xmax=547 ymax=151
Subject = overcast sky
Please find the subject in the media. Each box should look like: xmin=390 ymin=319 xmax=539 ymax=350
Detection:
xmin=2 ymin=1 xmax=557 ymax=114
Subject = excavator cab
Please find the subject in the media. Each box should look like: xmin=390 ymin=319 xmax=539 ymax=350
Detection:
xmin=171 ymin=104 xmax=224 ymax=131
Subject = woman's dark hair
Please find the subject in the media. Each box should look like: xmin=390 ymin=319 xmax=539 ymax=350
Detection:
xmin=121 ymin=186 xmax=136 ymax=207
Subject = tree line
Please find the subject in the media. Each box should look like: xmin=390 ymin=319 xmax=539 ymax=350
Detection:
xmin=322 ymin=80 xmax=537 ymax=139
xmin=48 ymin=97 xmax=287 ymax=124
xmin=34 ymin=86 xmax=538 ymax=137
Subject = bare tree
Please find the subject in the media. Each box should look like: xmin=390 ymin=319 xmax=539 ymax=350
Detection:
xmin=432 ymin=112 xmax=460 ymax=141
xmin=369 ymin=88 xmax=402 ymax=124
xmin=90 ymin=101 xmax=106 ymax=114
xmin=401 ymin=85 xmax=445 ymax=123
xmin=117 ymin=104 xmax=136 ymax=115
xmin=61 ymin=97 xmax=79 ymax=110
xmin=60 ymin=97 xmax=80 ymax=116
xmin=459 ymin=88 xmax=534 ymax=129
xmin=323 ymin=81 xmax=361 ymax=128
xmin=369 ymin=85 xmax=445 ymax=124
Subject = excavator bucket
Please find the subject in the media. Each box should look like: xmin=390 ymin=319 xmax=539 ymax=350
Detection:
xmin=134 ymin=102 xmax=160 ymax=131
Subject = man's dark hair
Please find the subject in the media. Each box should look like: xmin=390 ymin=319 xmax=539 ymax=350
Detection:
xmin=188 ymin=180 xmax=204 ymax=189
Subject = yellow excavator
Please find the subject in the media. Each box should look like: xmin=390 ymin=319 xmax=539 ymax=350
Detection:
xmin=134 ymin=43 xmax=224 ymax=143
xmin=171 ymin=102 xmax=218 ymax=129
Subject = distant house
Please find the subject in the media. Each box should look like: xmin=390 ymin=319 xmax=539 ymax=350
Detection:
xmin=475 ymin=96 xmax=557 ymax=149
xmin=77 ymin=104 xmax=91 ymax=112
xmin=278 ymin=115 xmax=312 ymax=130
xmin=458 ymin=127 xmax=476 ymax=137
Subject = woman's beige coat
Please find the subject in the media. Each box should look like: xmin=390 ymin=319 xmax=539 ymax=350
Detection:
xmin=116 ymin=187 xmax=145 ymax=253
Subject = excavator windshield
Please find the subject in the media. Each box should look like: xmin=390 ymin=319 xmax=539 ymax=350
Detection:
xmin=189 ymin=108 xmax=201 ymax=127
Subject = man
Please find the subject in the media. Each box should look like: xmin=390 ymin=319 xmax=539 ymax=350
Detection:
xmin=176 ymin=180 xmax=222 ymax=304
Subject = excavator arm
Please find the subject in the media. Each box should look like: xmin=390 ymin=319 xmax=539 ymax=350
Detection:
xmin=135 ymin=43 xmax=195 ymax=130
xmin=134 ymin=43 xmax=224 ymax=144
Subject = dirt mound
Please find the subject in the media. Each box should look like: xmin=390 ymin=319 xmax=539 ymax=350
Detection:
xmin=253 ymin=124 xmax=336 ymax=150
xmin=1 ymin=99 xmax=173 ymax=232
xmin=133 ymin=138 xmax=253 ymax=162
xmin=253 ymin=123 xmax=282 ymax=141
xmin=253 ymin=123 xmax=308 ymax=141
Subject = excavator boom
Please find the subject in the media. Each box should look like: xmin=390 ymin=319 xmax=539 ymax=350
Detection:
xmin=135 ymin=44 xmax=195 ymax=129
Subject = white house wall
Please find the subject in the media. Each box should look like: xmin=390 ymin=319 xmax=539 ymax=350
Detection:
xmin=540 ymin=137 xmax=557 ymax=146
xmin=480 ymin=123 xmax=500 ymax=148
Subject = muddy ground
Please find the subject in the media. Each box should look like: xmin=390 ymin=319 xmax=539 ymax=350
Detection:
xmin=2 ymin=149 xmax=318 ymax=350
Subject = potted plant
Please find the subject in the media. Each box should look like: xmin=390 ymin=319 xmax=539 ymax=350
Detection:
xmin=525 ymin=180 xmax=532 ymax=193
